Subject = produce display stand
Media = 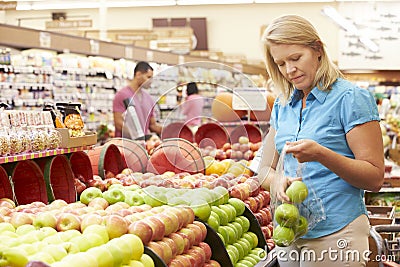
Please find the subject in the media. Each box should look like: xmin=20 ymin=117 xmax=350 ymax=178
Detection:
xmin=0 ymin=146 xmax=94 ymax=204
xmin=0 ymin=146 xmax=94 ymax=164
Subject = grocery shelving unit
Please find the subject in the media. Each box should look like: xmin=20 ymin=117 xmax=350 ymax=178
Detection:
xmin=0 ymin=23 xmax=266 ymax=76
xmin=0 ymin=22 xmax=268 ymax=133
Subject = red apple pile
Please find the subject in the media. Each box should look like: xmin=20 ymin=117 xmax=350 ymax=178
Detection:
xmin=145 ymin=135 xmax=162 ymax=155
xmin=200 ymin=136 xmax=262 ymax=161
xmin=146 ymin=220 xmax=218 ymax=266
xmin=243 ymin=189 xmax=274 ymax=252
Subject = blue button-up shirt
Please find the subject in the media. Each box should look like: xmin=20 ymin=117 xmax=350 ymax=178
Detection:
xmin=271 ymin=78 xmax=379 ymax=238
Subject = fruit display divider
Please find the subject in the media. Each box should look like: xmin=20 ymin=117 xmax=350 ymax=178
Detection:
xmin=198 ymin=218 xmax=234 ymax=267
xmin=243 ymin=206 xmax=268 ymax=251
xmin=144 ymin=246 xmax=168 ymax=267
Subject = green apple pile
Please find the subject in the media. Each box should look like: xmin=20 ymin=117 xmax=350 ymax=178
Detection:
xmin=272 ymin=181 xmax=309 ymax=247
xmin=125 ymin=185 xmax=231 ymax=221
xmin=206 ymin=197 xmax=265 ymax=266
xmin=0 ymin=221 xmax=151 ymax=267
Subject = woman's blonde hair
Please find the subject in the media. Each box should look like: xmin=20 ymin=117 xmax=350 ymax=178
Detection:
xmin=261 ymin=15 xmax=343 ymax=103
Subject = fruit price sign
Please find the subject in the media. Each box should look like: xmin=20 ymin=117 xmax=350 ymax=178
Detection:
xmin=232 ymin=88 xmax=267 ymax=111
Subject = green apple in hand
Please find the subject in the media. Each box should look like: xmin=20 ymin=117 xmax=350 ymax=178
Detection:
xmin=273 ymin=225 xmax=295 ymax=247
xmin=274 ymin=203 xmax=300 ymax=227
xmin=286 ymin=181 xmax=308 ymax=204
xmin=294 ymin=216 xmax=308 ymax=237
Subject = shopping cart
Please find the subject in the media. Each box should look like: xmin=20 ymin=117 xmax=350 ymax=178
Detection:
xmin=370 ymin=224 xmax=400 ymax=267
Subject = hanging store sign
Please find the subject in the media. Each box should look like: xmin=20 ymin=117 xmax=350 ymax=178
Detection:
xmin=45 ymin=20 xmax=92 ymax=29
xmin=0 ymin=1 xmax=17 ymax=10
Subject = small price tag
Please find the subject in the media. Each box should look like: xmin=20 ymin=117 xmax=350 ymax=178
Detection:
xmin=90 ymin=40 xmax=100 ymax=54
xmin=146 ymin=51 xmax=154 ymax=62
xmin=125 ymin=46 xmax=133 ymax=59
xmin=39 ymin=32 xmax=51 ymax=48
xmin=178 ymin=55 xmax=185 ymax=65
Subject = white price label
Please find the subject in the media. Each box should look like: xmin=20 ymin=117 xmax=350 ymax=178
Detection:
xmin=125 ymin=46 xmax=133 ymax=59
xmin=232 ymin=88 xmax=267 ymax=111
xmin=178 ymin=55 xmax=185 ymax=65
xmin=146 ymin=51 xmax=154 ymax=61
xmin=39 ymin=32 xmax=51 ymax=48
xmin=90 ymin=40 xmax=100 ymax=54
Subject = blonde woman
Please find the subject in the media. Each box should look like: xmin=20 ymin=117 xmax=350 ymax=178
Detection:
xmin=257 ymin=15 xmax=384 ymax=267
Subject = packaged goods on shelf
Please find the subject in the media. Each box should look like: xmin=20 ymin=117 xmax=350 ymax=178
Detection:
xmin=0 ymin=109 xmax=63 ymax=156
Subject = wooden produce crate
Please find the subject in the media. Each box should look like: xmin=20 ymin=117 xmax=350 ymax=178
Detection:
xmin=56 ymin=128 xmax=97 ymax=148
xmin=367 ymin=205 xmax=396 ymax=226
